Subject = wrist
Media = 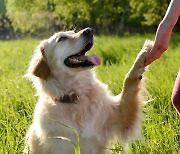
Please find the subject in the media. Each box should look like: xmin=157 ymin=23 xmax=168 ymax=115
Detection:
xmin=160 ymin=16 xmax=176 ymax=30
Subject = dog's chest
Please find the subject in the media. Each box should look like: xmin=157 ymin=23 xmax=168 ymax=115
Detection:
xmin=43 ymin=92 xmax=105 ymax=142
xmin=39 ymin=77 xmax=109 ymax=143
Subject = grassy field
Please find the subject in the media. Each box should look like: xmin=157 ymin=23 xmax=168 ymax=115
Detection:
xmin=0 ymin=34 xmax=180 ymax=154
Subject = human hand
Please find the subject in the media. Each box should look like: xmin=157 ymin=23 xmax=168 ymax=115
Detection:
xmin=145 ymin=0 xmax=180 ymax=66
xmin=144 ymin=21 xmax=173 ymax=66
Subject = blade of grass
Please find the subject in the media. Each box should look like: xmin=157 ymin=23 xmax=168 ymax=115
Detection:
xmin=39 ymin=114 xmax=81 ymax=154
xmin=49 ymin=137 xmax=80 ymax=154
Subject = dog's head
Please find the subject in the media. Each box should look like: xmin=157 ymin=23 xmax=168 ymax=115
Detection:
xmin=30 ymin=28 xmax=101 ymax=79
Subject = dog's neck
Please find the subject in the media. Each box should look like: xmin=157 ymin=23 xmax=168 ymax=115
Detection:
xmin=52 ymin=70 xmax=78 ymax=87
xmin=52 ymin=69 xmax=93 ymax=87
xmin=50 ymin=71 xmax=81 ymax=104
xmin=47 ymin=69 xmax=94 ymax=104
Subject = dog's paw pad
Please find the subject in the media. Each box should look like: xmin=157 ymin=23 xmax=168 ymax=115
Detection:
xmin=137 ymin=67 xmax=145 ymax=77
xmin=128 ymin=67 xmax=145 ymax=79
xmin=139 ymin=75 xmax=142 ymax=80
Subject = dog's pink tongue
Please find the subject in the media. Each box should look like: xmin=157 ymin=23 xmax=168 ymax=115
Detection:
xmin=87 ymin=54 xmax=101 ymax=65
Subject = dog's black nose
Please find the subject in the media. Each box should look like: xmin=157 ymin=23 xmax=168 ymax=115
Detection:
xmin=83 ymin=28 xmax=93 ymax=36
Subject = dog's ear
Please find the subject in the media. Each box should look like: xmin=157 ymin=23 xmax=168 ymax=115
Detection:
xmin=32 ymin=46 xmax=51 ymax=79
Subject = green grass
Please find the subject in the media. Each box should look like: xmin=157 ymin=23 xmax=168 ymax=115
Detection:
xmin=0 ymin=34 xmax=180 ymax=153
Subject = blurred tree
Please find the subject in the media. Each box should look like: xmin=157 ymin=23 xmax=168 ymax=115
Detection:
xmin=87 ymin=0 xmax=124 ymax=34
xmin=130 ymin=0 xmax=170 ymax=26
xmin=0 ymin=0 xmax=13 ymax=39
xmin=6 ymin=0 xmax=54 ymax=34
xmin=117 ymin=0 xmax=129 ymax=35
xmin=53 ymin=0 xmax=90 ymax=29
xmin=5 ymin=0 xmax=173 ymax=35
xmin=0 ymin=0 xmax=6 ymax=14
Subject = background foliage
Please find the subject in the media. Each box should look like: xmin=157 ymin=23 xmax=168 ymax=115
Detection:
xmin=1 ymin=0 xmax=179 ymax=37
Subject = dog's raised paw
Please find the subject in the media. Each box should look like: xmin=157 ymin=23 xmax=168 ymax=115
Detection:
xmin=127 ymin=40 xmax=154 ymax=79
xmin=134 ymin=40 xmax=154 ymax=69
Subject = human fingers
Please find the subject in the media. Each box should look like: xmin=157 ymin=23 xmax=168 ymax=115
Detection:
xmin=144 ymin=47 xmax=165 ymax=66
xmin=144 ymin=46 xmax=159 ymax=66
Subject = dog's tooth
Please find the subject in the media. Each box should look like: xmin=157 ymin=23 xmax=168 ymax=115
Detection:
xmin=68 ymin=57 xmax=83 ymax=64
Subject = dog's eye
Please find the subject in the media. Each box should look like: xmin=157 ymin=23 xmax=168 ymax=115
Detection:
xmin=57 ymin=36 xmax=68 ymax=42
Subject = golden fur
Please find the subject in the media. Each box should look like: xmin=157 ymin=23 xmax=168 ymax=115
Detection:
xmin=24 ymin=28 xmax=153 ymax=154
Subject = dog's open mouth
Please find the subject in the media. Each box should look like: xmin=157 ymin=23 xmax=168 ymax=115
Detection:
xmin=64 ymin=42 xmax=101 ymax=68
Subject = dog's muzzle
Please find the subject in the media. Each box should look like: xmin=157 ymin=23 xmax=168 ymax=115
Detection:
xmin=64 ymin=28 xmax=101 ymax=68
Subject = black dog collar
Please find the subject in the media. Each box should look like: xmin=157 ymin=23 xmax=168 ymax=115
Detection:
xmin=55 ymin=91 xmax=79 ymax=104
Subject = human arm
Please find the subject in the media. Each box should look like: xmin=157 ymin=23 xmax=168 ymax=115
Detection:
xmin=145 ymin=0 xmax=180 ymax=66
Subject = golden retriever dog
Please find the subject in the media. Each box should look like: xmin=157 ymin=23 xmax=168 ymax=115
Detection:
xmin=24 ymin=28 xmax=153 ymax=154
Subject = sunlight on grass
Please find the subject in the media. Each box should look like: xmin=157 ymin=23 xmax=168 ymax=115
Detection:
xmin=0 ymin=34 xmax=180 ymax=153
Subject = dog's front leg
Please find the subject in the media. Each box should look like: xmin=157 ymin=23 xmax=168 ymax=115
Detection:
xmin=118 ymin=41 xmax=153 ymax=137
